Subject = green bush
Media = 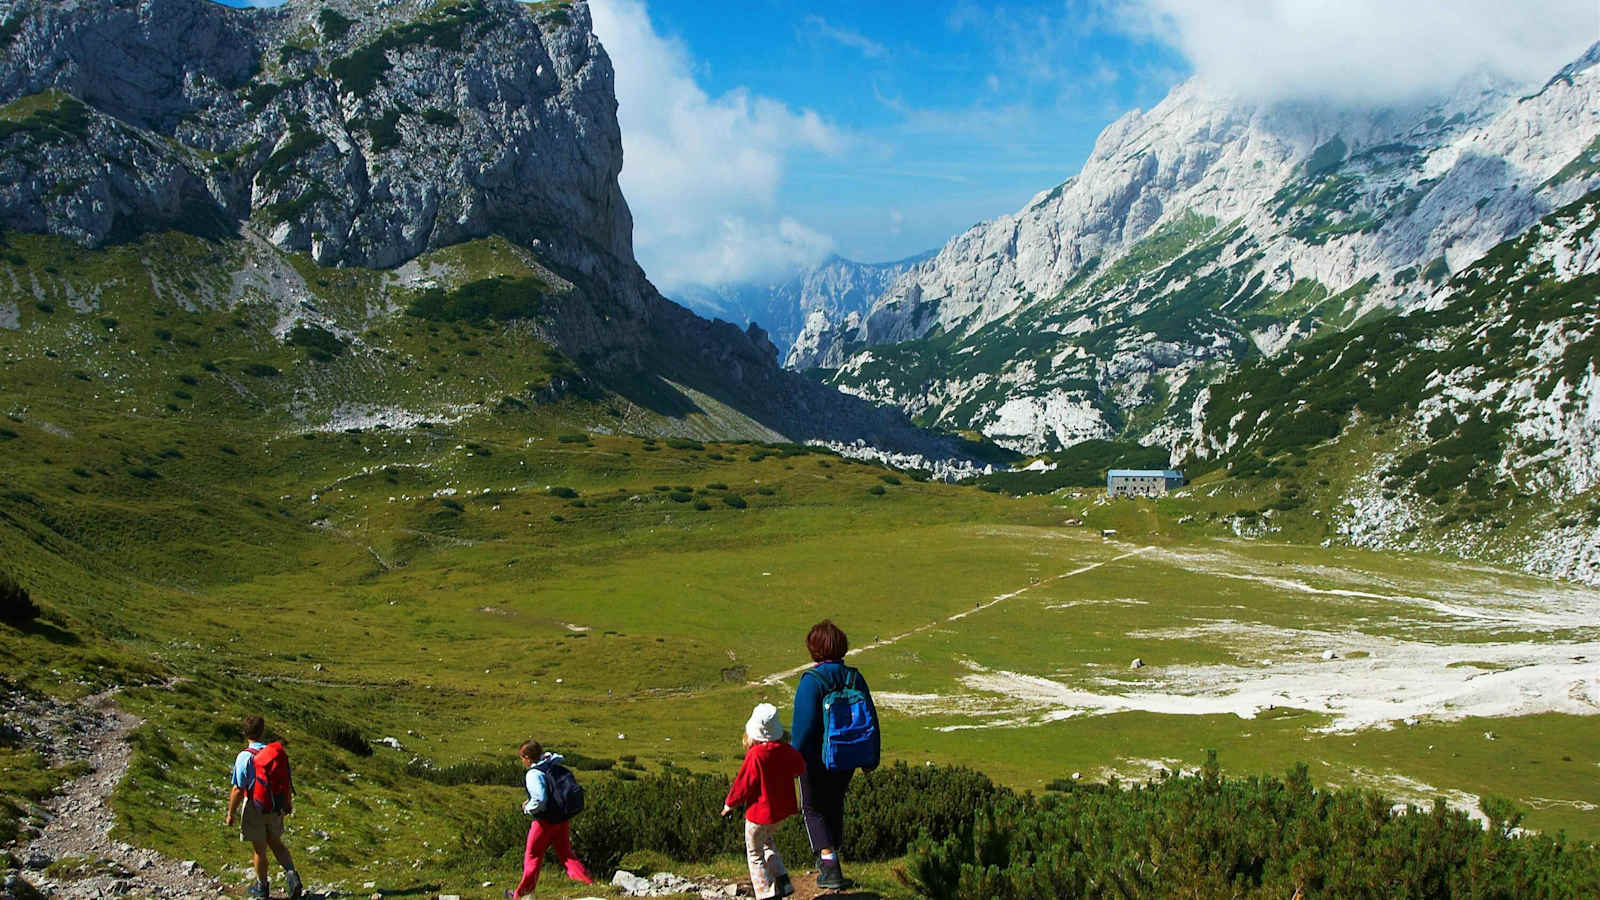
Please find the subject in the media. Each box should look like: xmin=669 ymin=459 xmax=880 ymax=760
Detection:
xmin=407 ymin=758 xmax=523 ymax=787
xmin=302 ymin=715 xmax=372 ymax=757
xmin=0 ymin=571 xmax=40 ymax=627
xmin=908 ymin=754 xmax=1600 ymax=899
xmin=705 ymin=483 xmax=728 ymax=491
xmin=867 ymin=485 xmax=887 ymax=496
xmin=722 ymin=495 xmax=747 ymax=509
xmin=879 ymin=474 xmax=901 ymax=485
xmin=458 ymin=761 xmax=1009 ymax=876
xmin=668 ymin=492 xmax=693 ymax=503
xmin=546 ymin=486 xmax=578 ymax=499
xmin=406 ymin=276 xmax=553 ymax=324
xmin=242 ymin=363 xmax=281 ymax=378
xmin=693 ymin=500 xmax=712 ymax=511
xmin=557 ymin=433 xmax=589 ymax=444
xmin=287 ymin=323 xmax=346 ymax=361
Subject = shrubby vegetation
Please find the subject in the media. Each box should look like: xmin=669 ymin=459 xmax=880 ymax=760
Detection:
xmin=456 ymin=757 xmax=1599 ymax=897
xmin=405 ymin=276 xmax=555 ymax=324
xmin=908 ymin=753 xmax=1599 ymax=899
xmin=0 ymin=571 xmax=40 ymax=627
xmin=460 ymin=761 xmax=1004 ymax=877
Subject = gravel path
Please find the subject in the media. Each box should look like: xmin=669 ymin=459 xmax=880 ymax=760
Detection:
xmin=8 ymin=688 xmax=231 ymax=899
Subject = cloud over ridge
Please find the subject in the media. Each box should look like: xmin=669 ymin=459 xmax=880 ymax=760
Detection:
xmin=1118 ymin=0 xmax=1599 ymax=105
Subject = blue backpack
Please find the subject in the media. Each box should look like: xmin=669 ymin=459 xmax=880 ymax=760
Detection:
xmin=535 ymin=762 xmax=585 ymax=824
xmin=813 ymin=666 xmax=880 ymax=772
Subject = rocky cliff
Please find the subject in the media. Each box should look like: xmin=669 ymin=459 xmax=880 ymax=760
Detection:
xmin=803 ymin=44 xmax=1600 ymax=454
xmin=0 ymin=0 xmax=964 ymax=459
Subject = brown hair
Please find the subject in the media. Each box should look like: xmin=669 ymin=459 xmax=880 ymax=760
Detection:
xmin=242 ymin=715 xmax=265 ymax=742
xmin=519 ymin=740 xmax=543 ymax=761
xmin=806 ymin=619 xmax=848 ymax=662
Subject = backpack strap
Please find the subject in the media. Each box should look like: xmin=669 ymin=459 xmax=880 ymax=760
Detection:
xmin=809 ymin=663 xmax=857 ymax=695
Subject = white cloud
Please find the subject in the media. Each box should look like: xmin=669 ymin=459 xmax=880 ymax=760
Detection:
xmin=590 ymin=0 xmax=845 ymax=290
xmin=803 ymin=15 xmax=889 ymax=59
xmin=1117 ymin=0 xmax=1599 ymax=105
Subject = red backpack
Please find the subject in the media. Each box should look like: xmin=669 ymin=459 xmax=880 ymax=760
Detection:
xmin=247 ymin=742 xmax=293 ymax=813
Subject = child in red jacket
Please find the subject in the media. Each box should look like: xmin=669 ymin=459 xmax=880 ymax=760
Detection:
xmin=721 ymin=703 xmax=806 ymax=899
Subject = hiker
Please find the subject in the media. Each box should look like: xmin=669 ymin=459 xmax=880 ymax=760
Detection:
xmin=721 ymin=703 xmax=806 ymax=899
xmin=508 ymin=740 xmax=594 ymax=898
xmin=791 ymin=620 xmax=880 ymax=890
xmin=224 ymin=715 xmax=304 ymax=900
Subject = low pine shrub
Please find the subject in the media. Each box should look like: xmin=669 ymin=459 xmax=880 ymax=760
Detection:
xmin=867 ymin=485 xmax=886 ymax=496
xmin=669 ymin=492 xmax=693 ymax=503
xmin=722 ymin=495 xmax=747 ymax=509
xmin=0 ymin=572 xmax=41 ymax=627
xmin=546 ymin=486 xmax=578 ymax=499
xmin=907 ymin=754 xmax=1600 ymax=899
xmin=407 ymin=758 xmax=522 ymax=787
xmin=302 ymin=715 xmax=372 ymax=757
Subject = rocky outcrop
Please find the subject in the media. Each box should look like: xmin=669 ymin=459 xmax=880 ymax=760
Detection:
xmin=0 ymin=0 xmax=630 ymax=271
xmin=806 ymin=44 xmax=1600 ymax=454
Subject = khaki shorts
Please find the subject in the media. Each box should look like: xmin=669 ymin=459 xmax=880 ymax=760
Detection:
xmin=240 ymin=804 xmax=285 ymax=844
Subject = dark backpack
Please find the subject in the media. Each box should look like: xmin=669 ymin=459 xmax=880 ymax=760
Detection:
xmin=247 ymin=742 xmax=293 ymax=814
xmin=535 ymin=762 xmax=585 ymax=824
xmin=813 ymin=666 xmax=880 ymax=772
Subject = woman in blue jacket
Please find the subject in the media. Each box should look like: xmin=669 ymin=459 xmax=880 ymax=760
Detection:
xmin=790 ymin=619 xmax=879 ymax=891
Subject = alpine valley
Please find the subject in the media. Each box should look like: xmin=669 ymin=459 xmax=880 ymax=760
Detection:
xmin=3 ymin=3 xmax=1600 ymax=899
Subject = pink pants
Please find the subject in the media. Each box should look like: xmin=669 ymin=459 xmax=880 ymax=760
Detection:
xmin=513 ymin=819 xmax=592 ymax=897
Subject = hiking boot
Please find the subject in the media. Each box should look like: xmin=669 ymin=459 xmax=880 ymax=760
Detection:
xmin=816 ymin=858 xmax=846 ymax=890
xmin=284 ymin=869 xmax=304 ymax=900
xmin=247 ymin=881 xmax=270 ymax=900
xmin=776 ymin=872 xmax=795 ymax=897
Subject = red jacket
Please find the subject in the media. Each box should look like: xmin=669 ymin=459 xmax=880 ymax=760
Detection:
xmin=725 ymin=740 xmax=806 ymax=825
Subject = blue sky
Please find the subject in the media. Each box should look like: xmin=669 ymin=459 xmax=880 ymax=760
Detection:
xmin=591 ymin=0 xmax=1189 ymax=286
xmin=215 ymin=0 xmax=1597 ymax=289
xmin=607 ymin=2 xmax=1185 ymax=267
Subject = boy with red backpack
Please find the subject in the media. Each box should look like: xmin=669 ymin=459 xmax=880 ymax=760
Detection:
xmin=224 ymin=715 xmax=304 ymax=899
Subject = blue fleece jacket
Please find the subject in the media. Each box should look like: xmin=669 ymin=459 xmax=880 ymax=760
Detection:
xmin=791 ymin=661 xmax=879 ymax=771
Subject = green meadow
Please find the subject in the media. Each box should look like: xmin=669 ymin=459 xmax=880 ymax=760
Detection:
xmin=2 ymin=231 xmax=1597 ymax=897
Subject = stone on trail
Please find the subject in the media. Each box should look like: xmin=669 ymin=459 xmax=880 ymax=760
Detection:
xmin=1129 ymin=658 xmax=1144 ymax=669
xmin=612 ymin=870 xmax=653 ymax=895
xmin=1321 ymin=650 xmax=1338 ymax=660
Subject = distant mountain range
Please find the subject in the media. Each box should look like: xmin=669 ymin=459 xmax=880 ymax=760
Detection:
xmin=791 ymin=42 xmax=1600 ymax=455
xmin=667 ymin=251 xmax=933 ymax=362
